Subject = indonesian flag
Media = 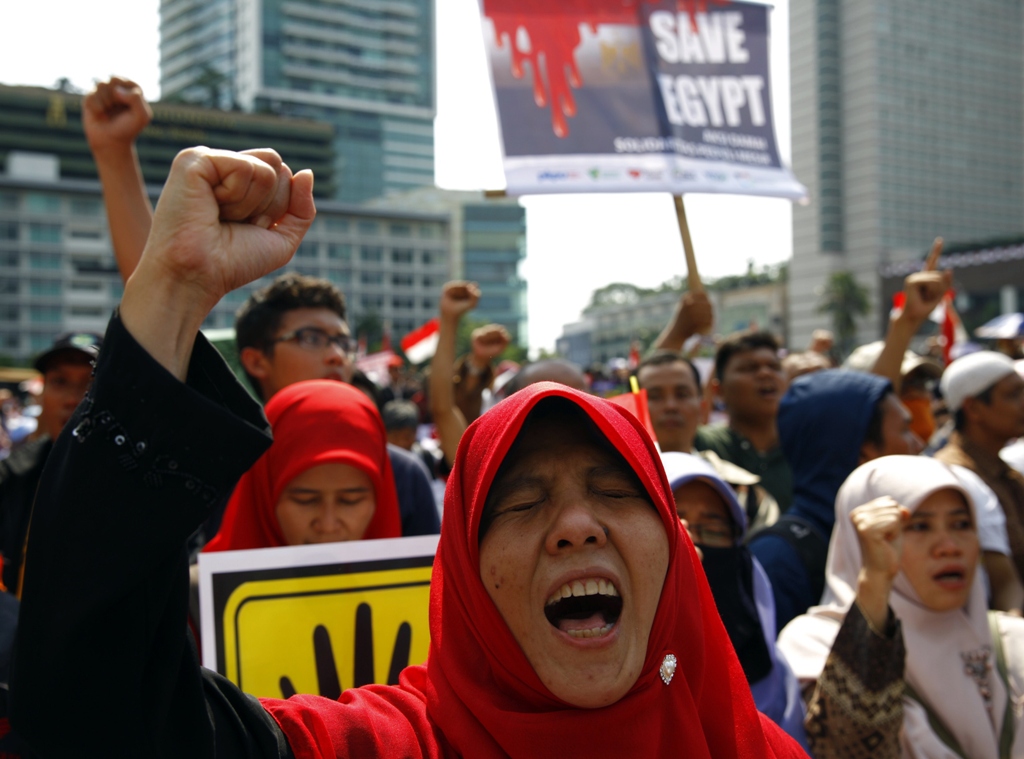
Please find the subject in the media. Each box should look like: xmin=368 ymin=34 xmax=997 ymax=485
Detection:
xmin=628 ymin=341 xmax=641 ymax=371
xmin=931 ymin=294 xmax=968 ymax=366
xmin=356 ymin=350 xmax=397 ymax=385
xmin=606 ymin=388 xmax=657 ymax=443
xmin=400 ymin=319 xmax=440 ymax=365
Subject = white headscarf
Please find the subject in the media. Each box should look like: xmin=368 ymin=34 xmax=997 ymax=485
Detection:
xmin=778 ymin=455 xmax=1023 ymax=759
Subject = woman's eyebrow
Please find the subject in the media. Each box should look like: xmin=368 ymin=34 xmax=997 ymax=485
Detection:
xmin=488 ymin=474 xmax=545 ymax=506
xmin=588 ymin=464 xmax=636 ymax=480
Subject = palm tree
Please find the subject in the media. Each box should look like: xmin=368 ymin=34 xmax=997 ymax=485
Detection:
xmin=817 ymin=271 xmax=869 ymax=355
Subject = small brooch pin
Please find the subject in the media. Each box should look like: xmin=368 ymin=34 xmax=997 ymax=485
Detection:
xmin=660 ymin=654 xmax=677 ymax=685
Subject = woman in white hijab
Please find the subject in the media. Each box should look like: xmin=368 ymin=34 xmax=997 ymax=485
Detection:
xmin=777 ymin=455 xmax=1024 ymax=759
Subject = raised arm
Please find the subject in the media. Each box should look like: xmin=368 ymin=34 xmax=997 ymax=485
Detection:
xmin=11 ymin=147 xmax=314 ymax=758
xmin=871 ymin=238 xmax=950 ymax=392
xmin=83 ymin=77 xmax=155 ymax=280
xmin=652 ymin=290 xmax=713 ymax=352
xmin=429 ymin=282 xmax=477 ymax=466
xmin=804 ymin=498 xmax=908 ymax=759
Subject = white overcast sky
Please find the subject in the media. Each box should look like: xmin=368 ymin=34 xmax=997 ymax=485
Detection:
xmin=0 ymin=0 xmax=795 ymax=354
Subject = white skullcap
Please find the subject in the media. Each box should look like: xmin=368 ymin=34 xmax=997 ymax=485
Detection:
xmin=940 ymin=351 xmax=1015 ymax=412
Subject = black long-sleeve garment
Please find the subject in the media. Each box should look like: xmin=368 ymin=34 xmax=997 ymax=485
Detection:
xmin=11 ymin=313 xmax=295 ymax=759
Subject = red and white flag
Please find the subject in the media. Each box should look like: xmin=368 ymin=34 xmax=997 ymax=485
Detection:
xmin=930 ymin=293 xmax=968 ymax=366
xmin=401 ymin=319 xmax=440 ymax=365
xmin=356 ymin=350 xmax=397 ymax=385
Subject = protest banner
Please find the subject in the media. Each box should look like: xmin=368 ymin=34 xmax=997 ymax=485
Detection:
xmin=199 ymin=535 xmax=438 ymax=699
xmin=479 ymin=0 xmax=805 ymax=201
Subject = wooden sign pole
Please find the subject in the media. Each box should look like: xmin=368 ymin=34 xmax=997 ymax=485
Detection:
xmin=673 ymin=194 xmax=703 ymax=292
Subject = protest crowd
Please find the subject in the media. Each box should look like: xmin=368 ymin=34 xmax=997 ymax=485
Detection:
xmin=2 ymin=73 xmax=1024 ymax=759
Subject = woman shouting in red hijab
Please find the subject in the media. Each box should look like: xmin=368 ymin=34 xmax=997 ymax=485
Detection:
xmin=11 ymin=147 xmax=805 ymax=758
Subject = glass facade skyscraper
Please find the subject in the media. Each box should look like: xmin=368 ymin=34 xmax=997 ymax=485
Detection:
xmin=788 ymin=0 xmax=1024 ymax=347
xmin=160 ymin=0 xmax=436 ymax=203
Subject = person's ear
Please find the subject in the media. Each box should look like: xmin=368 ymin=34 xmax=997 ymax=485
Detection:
xmin=708 ymin=377 xmax=722 ymax=398
xmin=239 ymin=346 xmax=272 ymax=380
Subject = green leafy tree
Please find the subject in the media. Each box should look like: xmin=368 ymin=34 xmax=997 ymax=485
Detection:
xmin=818 ymin=271 xmax=869 ymax=355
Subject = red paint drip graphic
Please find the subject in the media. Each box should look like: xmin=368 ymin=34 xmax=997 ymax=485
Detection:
xmin=484 ymin=0 xmax=729 ymax=138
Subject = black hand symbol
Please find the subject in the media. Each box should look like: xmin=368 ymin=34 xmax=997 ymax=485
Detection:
xmin=279 ymin=602 xmax=412 ymax=699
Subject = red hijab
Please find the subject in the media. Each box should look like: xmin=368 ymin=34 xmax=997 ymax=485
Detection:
xmin=261 ymin=383 xmax=803 ymax=758
xmin=205 ymin=380 xmax=401 ymax=552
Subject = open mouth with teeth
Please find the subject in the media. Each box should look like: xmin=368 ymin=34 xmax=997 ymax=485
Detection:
xmin=933 ymin=568 xmax=966 ymax=586
xmin=544 ymin=578 xmax=623 ymax=639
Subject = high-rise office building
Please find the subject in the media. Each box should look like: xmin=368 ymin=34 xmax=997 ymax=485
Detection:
xmin=0 ymin=85 xmax=450 ymax=364
xmin=788 ymin=0 xmax=1024 ymax=348
xmin=160 ymin=0 xmax=436 ymax=203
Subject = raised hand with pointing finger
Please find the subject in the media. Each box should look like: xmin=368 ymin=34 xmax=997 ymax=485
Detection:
xmin=871 ymin=237 xmax=952 ymax=392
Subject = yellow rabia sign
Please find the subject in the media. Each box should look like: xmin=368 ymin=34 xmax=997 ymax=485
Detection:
xmin=199 ymin=536 xmax=438 ymax=700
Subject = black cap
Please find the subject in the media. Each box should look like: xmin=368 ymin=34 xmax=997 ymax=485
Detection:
xmin=33 ymin=332 xmax=103 ymax=373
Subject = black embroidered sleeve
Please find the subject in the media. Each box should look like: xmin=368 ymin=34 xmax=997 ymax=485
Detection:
xmin=10 ymin=312 xmax=291 ymax=758
xmin=804 ymin=602 xmax=905 ymax=759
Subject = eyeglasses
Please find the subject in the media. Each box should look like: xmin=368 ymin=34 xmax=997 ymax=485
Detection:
xmin=683 ymin=521 xmax=735 ymax=548
xmin=274 ymin=327 xmax=357 ymax=355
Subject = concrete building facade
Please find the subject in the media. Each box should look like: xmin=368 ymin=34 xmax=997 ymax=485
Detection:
xmin=788 ymin=0 xmax=1024 ymax=348
xmin=365 ymin=187 xmax=528 ymax=347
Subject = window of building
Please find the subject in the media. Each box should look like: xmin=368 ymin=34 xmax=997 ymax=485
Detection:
xmin=29 ymin=223 xmax=61 ymax=243
xmin=419 ymin=224 xmax=437 ymax=239
xmin=70 ymin=197 xmax=102 ymax=216
xmin=0 ymin=223 xmax=17 ymax=241
xmin=25 ymin=193 xmax=60 ymax=213
xmin=421 ymin=251 xmax=440 ymax=266
xmin=421 ymin=297 xmax=435 ymax=310
xmin=389 ymin=223 xmax=411 ymax=237
xmin=325 ymin=217 xmax=350 ymax=232
xmin=0 ymin=251 xmax=18 ymax=267
xmin=70 ymin=306 xmax=104 ymax=318
xmin=30 ymin=252 xmax=61 ymax=270
xmin=392 ymin=297 xmax=414 ymax=310
xmin=479 ymin=296 xmax=512 ymax=311
xmin=358 ymin=220 xmax=379 ymax=235
xmin=0 ymin=193 xmax=17 ymax=211
xmin=327 ymin=269 xmax=351 ymax=286
xmin=360 ymin=246 xmax=383 ymax=262
xmin=29 ymin=279 xmax=61 ymax=296
xmin=391 ymin=248 xmax=413 ymax=264
xmin=361 ymin=295 xmax=384 ymax=310
xmin=296 ymin=242 xmax=318 ymax=258
xmin=31 ymin=334 xmax=54 ymax=352
xmin=328 ymin=244 xmax=351 ymax=260
xmin=361 ymin=271 xmax=384 ymax=285
xmin=70 ymin=280 xmax=102 ymax=291
xmin=30 ymin=306 xmax=61 ymax=324
xmin=392 ymin=273 xmax=413 ymax=287
xmin=69 ymin=229 xmax=103 ymax=240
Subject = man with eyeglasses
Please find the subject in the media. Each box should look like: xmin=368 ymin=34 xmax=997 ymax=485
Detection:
xmin=231 ymin=273 xmax=440 ymax=539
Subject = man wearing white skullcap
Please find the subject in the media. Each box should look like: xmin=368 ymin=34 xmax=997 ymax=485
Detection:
xmin=936 ymin=351 xmax=1024 ymax=607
